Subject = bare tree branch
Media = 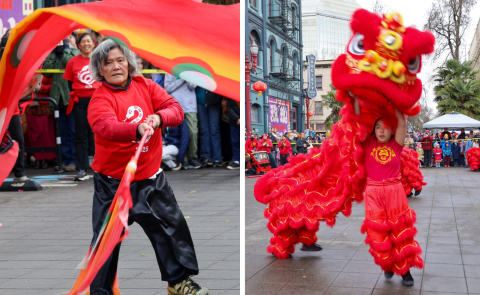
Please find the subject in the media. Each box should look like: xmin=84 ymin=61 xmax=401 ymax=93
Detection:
xmin=424 ymin=0 xmax=477 ymax=62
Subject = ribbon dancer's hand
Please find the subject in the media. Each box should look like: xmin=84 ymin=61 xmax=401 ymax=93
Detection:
xmin=146 ymin=114 xmax=162 ymax=129
xmin=138 ymin=123 xmax=154 ymax=137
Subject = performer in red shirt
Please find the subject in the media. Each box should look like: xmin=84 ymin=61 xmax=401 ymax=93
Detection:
xmin=258 ymin=133 xmax=277 ymax=168
xmin=86 ymin=39 xmax=208 ymax=295
xmin=354 ymin=96 xmax=422 ymax=287
xmin=63 ymin=32 xmax=102 ymax=179
xmin=279 ymin=134 xmax=291 ymax=165
xmin=245 ymin=133 xmax=258 ymax=151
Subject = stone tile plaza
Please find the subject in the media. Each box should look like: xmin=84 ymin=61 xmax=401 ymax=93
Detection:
xmin=246 ymin=167 xmax=480 ymax=295
xmin=0 ymin=169 xmax=239 ymax=295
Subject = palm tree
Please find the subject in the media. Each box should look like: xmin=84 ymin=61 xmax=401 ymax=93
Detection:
xmin=321 ymin=84 xmax=343 ymax=129
xmin=434 ymin=59 xmax=480 ymax=120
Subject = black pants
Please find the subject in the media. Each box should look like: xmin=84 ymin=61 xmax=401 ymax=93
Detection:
xmin=424 ymin=150 xmax=432 ymax=167
xmin=73 ymin=97 xmax=95 ymax=170
xmin=280 ymin=153 xmax=289 ymax=165
xmin=90 ymin=172 xmax=199 ymax=295
xmin=8 ymin=115 xmax=25 ymax=178
xmin=268 ymin=152 xmax=277 ymax=168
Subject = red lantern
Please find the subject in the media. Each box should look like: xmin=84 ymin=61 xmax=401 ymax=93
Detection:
xmin=308 ymin=111 xmax=314 ymax=117
xmin=252 ymin=81 xmax=267 ymax=95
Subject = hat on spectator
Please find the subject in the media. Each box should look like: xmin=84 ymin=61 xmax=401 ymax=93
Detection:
xmin=425 ymin=130 xmax=429 ymax=133
xmin=262 ymin=133 xmax=267 ymax=137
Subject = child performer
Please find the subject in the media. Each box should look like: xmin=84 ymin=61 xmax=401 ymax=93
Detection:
xmin=434 ymin=143 xmax=443 ymax=167
xmin=416 ymin=143 xmax=424 ymax=168
xmin=353 ymin=96 xmax=422 ymax=287
xmin=443 ymin=141 xmax=452 ymax=167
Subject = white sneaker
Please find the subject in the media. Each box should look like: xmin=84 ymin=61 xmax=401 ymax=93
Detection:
xmin=172 ymin=163 xmax=182 ymax=171
xmin=13 ymin=176 xmax=29 ymax=182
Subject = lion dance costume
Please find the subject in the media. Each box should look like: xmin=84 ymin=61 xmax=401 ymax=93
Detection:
xmin=254 ymin=9 xmax=433 ymax=276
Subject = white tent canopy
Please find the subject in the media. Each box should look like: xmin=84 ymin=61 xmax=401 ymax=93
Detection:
xmin=423 ymin=112 xmax=480 ymax=129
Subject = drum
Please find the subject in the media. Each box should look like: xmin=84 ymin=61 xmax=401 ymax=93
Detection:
xmin=251 ymin=151 xmax=271 ymax=168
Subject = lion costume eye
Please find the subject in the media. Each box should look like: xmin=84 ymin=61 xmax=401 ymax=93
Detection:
xmin=348 ymin=33 xmax=365 ymax=56
xmin=407 ymin=56 xmax=421 ymax=74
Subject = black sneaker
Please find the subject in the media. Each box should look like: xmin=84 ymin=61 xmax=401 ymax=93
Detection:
xmin=227 ymin=162 xmax=240 ymax=170
xmin=75 ymin=169 xmax=88 ymax=180
xmin=384 ymin=271 xmax=394 ymax=279
xmin=300 ymin=243 xmax=323 ymax=251
xmin=213 ymin=161 xmax=222 ymax=167
xmin=168 ymin=277 xmax=209 ymax=295
xmin=187 ymin=159 xmax=202 ymax=169
xmin=402 ymin=271 xmax=414 ymax=286
xmin=201 ymin=158 xmax=213 ymax=168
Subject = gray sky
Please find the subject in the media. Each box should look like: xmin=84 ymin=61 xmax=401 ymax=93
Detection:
xmin=356 ymin=0 xmax=480 ymax=110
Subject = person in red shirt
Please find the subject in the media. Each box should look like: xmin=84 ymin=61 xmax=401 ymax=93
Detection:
xmin=86 ymin=39 xmax=208 ymax=295
xmin=354 ymin=96 xmax=422 ymax=287
xmin=245 ymin=133 xmax=258 ymax=151
xmin=63 ymin=32 xmax=102 ymax=178
xmin=279 ymin=134 xmax=291 ymax=165
xmin=258 ymin=133 xmax=277 ymax=168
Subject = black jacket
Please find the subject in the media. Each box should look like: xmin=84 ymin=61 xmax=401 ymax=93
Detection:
xmin=226 ymin=98 xmax=240 ymax=126
xmin=296 ymin=138 xmax=307 ymax=154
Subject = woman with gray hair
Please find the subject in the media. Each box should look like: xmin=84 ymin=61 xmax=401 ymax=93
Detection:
xmin=86 ymin=39 xmax=208 ymax=295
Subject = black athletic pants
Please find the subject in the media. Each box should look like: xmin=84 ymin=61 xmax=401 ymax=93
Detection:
xmin=268 ymin=152 xmax=277 ymax=169
xmin=90 ymin=172 xmax=199 ymax=295
xmin=280 ymin=153 xmax=289 ymax=166
xmin=8 ymin=115 xmax=25 ymax=178
xmin=73 ymin=97 xmax=95 ymax=171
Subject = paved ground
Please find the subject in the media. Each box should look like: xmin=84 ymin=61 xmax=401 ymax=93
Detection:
xmin=0 ymin=167 xmax=240 ymax=295
xmin=246 ymin=167 xmax=480 ymax=295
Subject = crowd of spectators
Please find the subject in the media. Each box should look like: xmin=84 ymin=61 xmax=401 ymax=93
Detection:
xmin=245 ymin=126 xmax=480 ymax=170
xmin=245 ymin=128 xmax=330 ymax=168
xmin=2 ymin=28 xmax=239 ymax=181
xmin=406 ymin=128 xmax=480 ymax=168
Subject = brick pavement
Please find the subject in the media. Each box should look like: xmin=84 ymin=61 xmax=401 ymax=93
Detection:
xmin=246 ymin=167 xmax=480 ymax=295
xmin=0 ymin=167 xmax=239 ymax=295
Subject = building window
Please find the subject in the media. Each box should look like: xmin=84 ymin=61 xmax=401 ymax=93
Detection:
xmin=316 ymin=76 xmax=322 ymax=89
xmin=316 ymin=123 xmax=326 ymax=130
xmin=269 ymin=0 xmax=271 ymax=17
xmin=250 ymin=0 xmax=256 ymax=8
xmin=292 ymin=107 xmax=297 ymax=131
xmin=270 ymin=40 xmax=275 ymax=72
xmin=252 ymin=105 xmax=259 ymax=123
xmin=315 ymin=101 xmax=323 ymax=114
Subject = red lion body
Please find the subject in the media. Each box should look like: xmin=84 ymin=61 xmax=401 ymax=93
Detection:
xmin=254 ymin=9 xmax=433 ymax=269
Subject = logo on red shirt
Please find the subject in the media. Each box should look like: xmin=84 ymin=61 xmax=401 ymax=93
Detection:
xmin=123 ymin=106 xmax=150 ymax=144
xmin=370 ymin=146 xmax=396 ymax=164
xmin=77 ymin=65 xmax=95 ymax=88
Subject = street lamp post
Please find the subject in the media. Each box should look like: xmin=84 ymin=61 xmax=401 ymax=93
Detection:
xmin=246 ymin=40 xmax=258 ymax=137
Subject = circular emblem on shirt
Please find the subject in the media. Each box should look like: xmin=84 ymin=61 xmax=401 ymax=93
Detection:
xmin=371 ymin=146 xmax=396 ymax=164
xmin=77 ymin=65 xmax=95 ymax=88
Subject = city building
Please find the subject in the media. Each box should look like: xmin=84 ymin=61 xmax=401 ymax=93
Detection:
xmin=301 ymin=0 xmax=359 ymax=132
xmin=469 ymin=17 xmax=480 ymax=74
xmin=246 ymin=0 xmax=304 ymax=136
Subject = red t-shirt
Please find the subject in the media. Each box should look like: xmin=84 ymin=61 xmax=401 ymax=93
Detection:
xmin=363 ymin=135 xmax=403 ymax=181
xmin=88 ymin=76 xmax=181 ymax=180
xmin=63 ymin=55 xmax=101 ymax=97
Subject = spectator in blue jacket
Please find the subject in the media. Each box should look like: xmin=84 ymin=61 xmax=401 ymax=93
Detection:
xmin=162 ymin=119 xmax=190 ymax=171
xmin=463 ymin=136 xmax=473 ymax=167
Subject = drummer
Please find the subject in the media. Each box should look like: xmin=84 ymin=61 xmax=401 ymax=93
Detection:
xmin=257 ymin=133 xmax=277 ymax=169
